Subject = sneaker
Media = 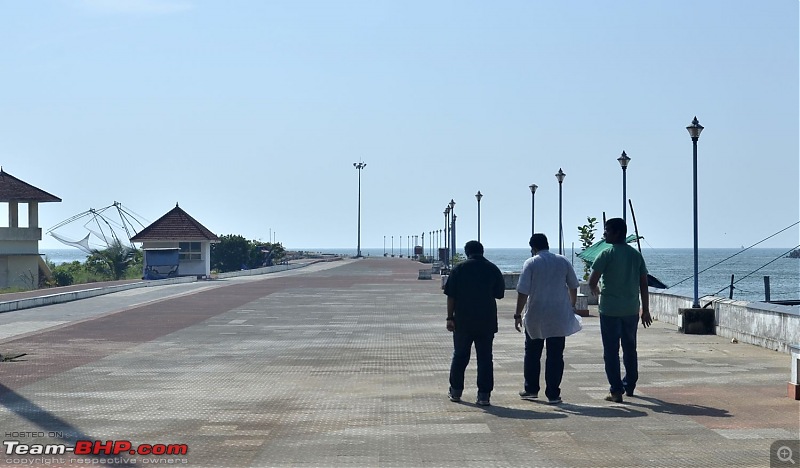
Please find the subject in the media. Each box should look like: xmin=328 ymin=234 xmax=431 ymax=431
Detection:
xmin=448 ymin=391 xmax=461 ymax=403
xmin=546 ymin=397 xmax=562 ymax=405
xmin=519 ymin=390 xmax=538 ymax=399
xmin=605 ymin=392 xmax=623 ymax=403
xmin=476 ymin=398 xmax=491 ymax=406
xmin=625 ymin=389 xmax=635 ymax=397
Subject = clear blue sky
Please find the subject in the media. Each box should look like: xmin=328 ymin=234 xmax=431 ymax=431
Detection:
xmin=2 ymin=0 xmax=798 ymax=250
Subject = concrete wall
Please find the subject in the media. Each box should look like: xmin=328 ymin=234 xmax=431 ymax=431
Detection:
xmin=0 ymin=255 xmax=39 ymax=289
xmin=650 ymin=289 xmax=800 ymax=354
xmin=502 ymin=272 xmax=520 ymax=290
xmin=215 ymin=262 xmax=309 ymax=278
xmin=0 ymin=275 xmax=197 ymax=313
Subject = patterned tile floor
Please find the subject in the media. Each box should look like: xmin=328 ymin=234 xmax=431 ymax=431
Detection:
xmin=0 ymin=258 xmax=797 ymax=467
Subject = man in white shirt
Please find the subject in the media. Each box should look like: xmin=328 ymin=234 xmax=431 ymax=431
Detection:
xmin=514 ymin=234 xmax=581 ymax=404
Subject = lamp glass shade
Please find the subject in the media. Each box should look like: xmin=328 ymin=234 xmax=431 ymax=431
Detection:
xmin=555 ymin=168 xmax=566 ymax=183
xmin=686 ymin=117 xmax=704 ymax=139
xmin=617 ymin=151 xmax=631 ymax=168
xmin=475 ymin=191 xmax=483 ymax=201
xmin=529 ymin=184 xmax=538 ymax=193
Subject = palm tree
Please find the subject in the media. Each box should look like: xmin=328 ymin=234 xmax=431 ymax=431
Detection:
xmin=88 ymin=240 xmax=138 ymax=280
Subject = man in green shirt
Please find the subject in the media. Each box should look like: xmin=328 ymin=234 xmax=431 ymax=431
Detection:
xmin=588 ymin=218 xmax=652 ymax=403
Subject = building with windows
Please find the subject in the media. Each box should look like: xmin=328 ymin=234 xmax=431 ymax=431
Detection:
xmin=130 ymin=203 xmax=219 ymax=278
xmin=0 ymin=169 xmax=62 ymax=289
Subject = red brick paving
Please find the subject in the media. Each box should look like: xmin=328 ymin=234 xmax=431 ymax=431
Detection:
xmin=0 ymin=259 xmax=426 ymax=394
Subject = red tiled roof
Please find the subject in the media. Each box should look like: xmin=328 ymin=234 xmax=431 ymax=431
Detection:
xmin=130 ymin=204 xmax=219 ymax=242
xmin=0 ymin=169 xmax=61 ymax=202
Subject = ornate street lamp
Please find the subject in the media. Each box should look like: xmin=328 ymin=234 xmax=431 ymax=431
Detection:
xmin=353 ymin=162 xmax=366 ymax=257
xmin=555 ymin=169 xmax=566 ymax=255
xmin=529 ymin=184 xmax=538 ymax=237
xmin=475 ymin=191 xmax=483 ymax=242
xmin=449 ymin=199 xmax=456 ymax=264
xmin=444 ymin=207 xmax=450 ymax=266
xmin=617 ymin=151 xmax=630 ymax=223
xmin=687 ymin=116 xmax=704 ymax=308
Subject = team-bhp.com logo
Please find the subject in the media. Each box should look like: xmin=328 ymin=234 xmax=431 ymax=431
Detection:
xmin=4 ymin=440 xmax=188 ymax=456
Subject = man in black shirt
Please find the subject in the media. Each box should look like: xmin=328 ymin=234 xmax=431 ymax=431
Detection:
xmin=443 ymin=240 xmax=506 ymax=406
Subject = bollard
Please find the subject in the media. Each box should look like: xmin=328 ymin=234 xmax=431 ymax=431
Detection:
xmin=678 ymin=307 xmax=715 ymax=334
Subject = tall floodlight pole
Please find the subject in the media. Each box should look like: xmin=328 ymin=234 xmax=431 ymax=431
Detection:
xmin=687 ymin=117 xmax=704 ymax=308
xmin=617 ymin=151 xmax=631 ymax=223
xmin=555 ymin=169 xmax=566 ymax=255
xmin=353 ymin=162 xmax=367 ymax=257
xmin=449 ymin=199 xmax=456 ymax=264
xmin=475 ymin=191 xmax=483 ymax=242
xmin=529 ymin=184 xmax=538 ymax=237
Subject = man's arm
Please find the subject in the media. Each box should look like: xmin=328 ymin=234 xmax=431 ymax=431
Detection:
xmin=446 ymin=297 xmax=456 ymax=332
xmin=568 ymin=287 xmax=577 ymax=308
xmin=494 ymin=268 xmax=506 ymax=299
xmin=639 ymin=274 xmax=652 ymax=328
xmin=588 ymin=270 xmax=601 ymax=297
xmin=514 ymin=293 xmax=527 ymax=332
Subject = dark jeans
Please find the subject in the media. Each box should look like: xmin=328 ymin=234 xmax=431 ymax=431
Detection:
xmin=524 ymin=332 xmax=566 ymax=400
xmin=449 ymin=331 xmax=494 ymax=399
xmin=600 ymin=314 xmax=639 ymax=395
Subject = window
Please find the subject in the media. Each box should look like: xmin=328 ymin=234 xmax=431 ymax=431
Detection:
xmin=179 ymin=242 xmax=202 ymax=261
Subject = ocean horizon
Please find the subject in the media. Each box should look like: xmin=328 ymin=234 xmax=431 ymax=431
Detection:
xmin=41 ymin=247 xmax=799 ymax=303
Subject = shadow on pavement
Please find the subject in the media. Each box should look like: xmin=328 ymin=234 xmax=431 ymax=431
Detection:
xmin=625 ymin=395 xmax=732 ymax=418
xmin=0 ymin=383 xmax=136 ymax=467
xmin=554 ymin=402 xmax=649 ymax=418
xmin=479 ymin=404 xmax=568 ymax=420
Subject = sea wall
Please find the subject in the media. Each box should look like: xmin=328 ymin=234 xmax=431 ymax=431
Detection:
xmin=650 ymin=290 xmax=800 ymax=354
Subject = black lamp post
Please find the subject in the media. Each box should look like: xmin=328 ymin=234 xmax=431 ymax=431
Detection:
xmin=555 ymin=168 xmax=566 ymax=255
xmin=475 ymin=191 xmax=483 ymax=242
xmin=617 ymin=151 xmax=630 ymax=223
xmin=353 ymin=162 xmax=366 ymax=257
xmin=444 ymin=207 xmax=450 ymax=266
xmin=449 ymin=199 xmax=456 ymax=264
xmin=687 ymin=116 xmax=704 ymax=308
xmin=383 ymin=235 xmax=386 ymax=257
xmin=391 ymin=235 xmax=394 ymax=257
xmin=529 ymin=184 xmax=538 ymax=237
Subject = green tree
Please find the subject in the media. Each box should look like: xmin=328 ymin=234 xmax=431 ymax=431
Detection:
xmin=211 ymin=235 xmax=289 ymax=272
xmin=211 ymin=234 xmax=252 ymax=272
xmin=257 ymin=242 xmax=286 ymax=265
xmin=451 ymin=252 xmax=466 ymax=265
xmin=577 ymin=217 xmax=598 ymax=280
xmin=86 ymin=240 xmax=138 ymax=280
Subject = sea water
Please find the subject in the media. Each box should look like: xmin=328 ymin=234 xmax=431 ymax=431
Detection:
xmin=41 ymin=247 xmax=799 ymax=303
xmin=307 ymin=247 xmax=800 ymax=303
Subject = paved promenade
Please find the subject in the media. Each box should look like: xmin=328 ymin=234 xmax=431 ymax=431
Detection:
xmin=0 ymin=258 xmax=797 ymax=467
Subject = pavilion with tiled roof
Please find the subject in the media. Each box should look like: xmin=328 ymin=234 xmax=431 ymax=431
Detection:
xmin=131 ymin=203 xmax=219 ymax=279
xmin=0 ymin=168 xmax=62 ymax=289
